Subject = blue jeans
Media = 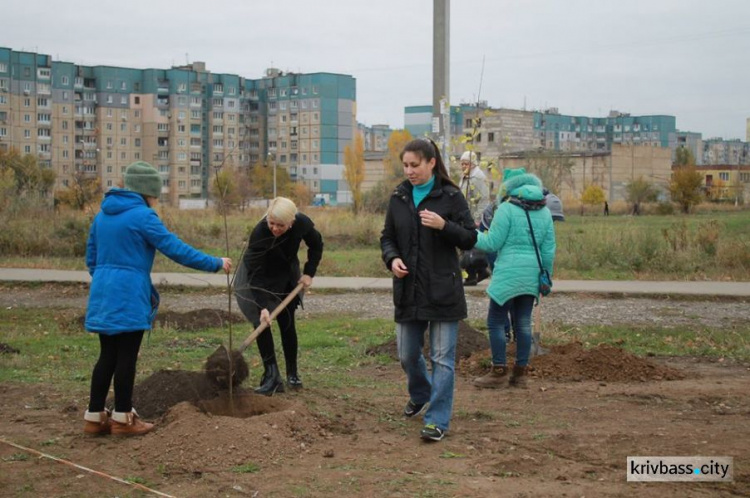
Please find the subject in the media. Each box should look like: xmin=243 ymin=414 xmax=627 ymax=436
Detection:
xmin=396 ymin=320 xmax=458 ymax=432
xmin=487 ymin=295 xmax=535 ymax=367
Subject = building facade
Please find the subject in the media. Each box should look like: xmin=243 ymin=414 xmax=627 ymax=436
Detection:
xmin=0 ymin=47 xmax=356 ymax=205
xmin=357 ymin=123 xmax=392 ymax=152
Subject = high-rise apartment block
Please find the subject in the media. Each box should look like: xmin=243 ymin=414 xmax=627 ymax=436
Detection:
xmin=406 ymin=104 xmax=676 ymax=160
xmin=0 ymin=48 xmax=356 ymax=205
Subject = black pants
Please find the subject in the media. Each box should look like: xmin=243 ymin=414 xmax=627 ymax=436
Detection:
xmin=255 ymin=306 xmax=298 ymax=376
xmin=88 ymin=331 xmax=144 ymax=413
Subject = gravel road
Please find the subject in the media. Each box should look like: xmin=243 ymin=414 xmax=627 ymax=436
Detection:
xmin=2 ymin=284 xmax=748 ymax=329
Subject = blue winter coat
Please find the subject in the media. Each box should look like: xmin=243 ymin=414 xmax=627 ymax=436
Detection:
xmin=475 ymin=173 xmax=556 ymax=306
xmin=85 ymin=189 xmax=223 ymax=334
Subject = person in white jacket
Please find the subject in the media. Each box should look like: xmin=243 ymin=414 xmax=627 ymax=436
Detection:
xmin=458 ymin=151 xmax=491 ymax=285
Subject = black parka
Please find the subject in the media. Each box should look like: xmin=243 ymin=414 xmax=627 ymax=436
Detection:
xmin=235 ymin=213 xmax=323 ymax=319
xmin=380 ymin=176 xmax=477 ymax=322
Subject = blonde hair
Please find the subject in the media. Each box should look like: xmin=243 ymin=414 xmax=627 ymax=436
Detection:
xmin=266 ymin=197 xmax=298 ymax=225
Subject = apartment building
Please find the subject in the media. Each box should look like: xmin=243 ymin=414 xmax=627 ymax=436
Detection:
xmin=0 ymin=47 xmax=356 ymax=205
xmin=405 ymin=104 xmax=677 ymax=159
xmin=357 ymin=123 xmax=392 ymax=152
xmin=701 ymin=138 xmax=750 ymax=166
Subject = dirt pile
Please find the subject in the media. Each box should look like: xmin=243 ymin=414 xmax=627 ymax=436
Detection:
xmin=462 ymin=342 xmax=685 ymax=382
xmin=366 ymin=320 xmax=489 ymax=361
xmin=131 ymin=370 xmax=222 ymax=418
xmin=135 ymin=398 xmax=323 ymax=472
xmin=0 ymin=342 xmax=20 ymax=354
xmin=126 ymin=370 xmax=324 ymax=472
xmin=66 ymin=308 xmax=245 ymax=332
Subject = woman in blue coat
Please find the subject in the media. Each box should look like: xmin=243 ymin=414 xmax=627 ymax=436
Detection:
xmin=83 ymin=161 xmax=231 ymax=436
xmin=473 ymin=168 xmax=556 ymax=389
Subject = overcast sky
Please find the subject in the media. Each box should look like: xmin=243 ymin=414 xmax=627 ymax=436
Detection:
xmin=5 ymin=0 xmax=750 ymax=139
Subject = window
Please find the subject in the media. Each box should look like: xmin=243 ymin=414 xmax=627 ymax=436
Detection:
xmin=120 ymin=138 xmax=127 ymax=146
xmin=24 ymin=129 xmax=30 ymax=138
xmin=61 ymin=75 xmax=69 ymax=85
xmin=121 ymin=96 xmax=127 ymax=105
xmin=121 ymin=81 xmax=127 ymax=90
xmin=134 ymin=96 xmax=140 ymax=105
xmin=719 ymin=172 xmax=730 ymax=181
xmin=488 ymin=132 xmax=495 ymax=142
xmin=178 ymin=83 xmax=187 ymax=93
xmin=107 ymin=80 xmax=113 ymax=89
xmin=0 ymin=62 xmax=7 ymax=73
xmin=24 ymin=98 xmax=30 ymax=107
xmin=135 ymin=138 xmax=141 ymax=147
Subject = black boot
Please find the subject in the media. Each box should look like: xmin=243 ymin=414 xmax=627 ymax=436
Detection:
xmin=287 ymin=373 xmax=303 ymax=389
xmin=255 ymin=362 xmax=285 ymax=396
xmin=286 ymin=358 xmax=303 ymax=389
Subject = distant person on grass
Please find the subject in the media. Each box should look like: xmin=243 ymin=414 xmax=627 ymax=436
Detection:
xmin=84 ymin=161 xmax=231 ymax=437
xmin=458 ymin=151 xmax=491 ymax=286
xmin=472 ymin=168 xmax=556 ymax=389
xmin=235 ymin=197 xmax=323 ymax=395
xmin=380 ymin=137 xmax=477 ymax=442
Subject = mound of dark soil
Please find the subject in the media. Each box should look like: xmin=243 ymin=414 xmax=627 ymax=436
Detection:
xmin=131 ymin=370 xmax=224 ymax=418
xmin=366 ymin=321 xmax=489 ymax=361
xmin=461 ymin=341 xmax=685 ymax=382
xmin=68 ymin=308 xmax=245 ymax=332
xmin=0 ymin=342 xmax=20 ymax=354
xmin=156 ymin=309 xmax=245 ymax=331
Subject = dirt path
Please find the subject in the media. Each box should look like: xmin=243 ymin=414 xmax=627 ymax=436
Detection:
xmin=3 ymin=283 xmax=750 ymax=328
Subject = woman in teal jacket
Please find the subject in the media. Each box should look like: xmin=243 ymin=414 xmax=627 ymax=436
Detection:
xmin=84 ymin=161 xmax=231 ymax=437
xmin=473 ymin=168 xmax=556 ymax=388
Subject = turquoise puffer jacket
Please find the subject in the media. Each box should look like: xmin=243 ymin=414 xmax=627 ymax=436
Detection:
xmin=475 ymin=173 xmax=556 ymax=306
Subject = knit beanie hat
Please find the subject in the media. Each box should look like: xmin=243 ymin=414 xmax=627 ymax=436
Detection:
xmin=460 ymin=151 xmax=478 ymax=166
xmin=124 ymin=161 xmax=162 ymax=198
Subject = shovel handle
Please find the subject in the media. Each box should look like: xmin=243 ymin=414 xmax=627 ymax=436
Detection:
xmin=237 ymin=282 xmax=305 ymax=353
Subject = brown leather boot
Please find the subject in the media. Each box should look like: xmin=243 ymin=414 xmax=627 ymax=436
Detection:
xmin=473 ymin=365 xmax=508 ymax=389
xmin=83 ymin=409 xmax=111 ymax=435
xmin=508 ymin=365 xmax=528 ymax=388
xmin=111 ymin=409 xmax=154 ymax=436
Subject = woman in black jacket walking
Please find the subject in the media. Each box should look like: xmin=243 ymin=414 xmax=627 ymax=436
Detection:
xmin=235 ymin=197 xmax=323 ymax=395
xmin=380 ymin=138 xmax=477 ymax=441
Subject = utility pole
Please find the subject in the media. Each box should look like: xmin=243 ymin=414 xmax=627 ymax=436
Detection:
xmin=433 ymin=0 xmax=450 ymax=158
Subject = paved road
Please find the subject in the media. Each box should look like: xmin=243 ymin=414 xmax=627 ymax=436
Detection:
xmin=1 ymin=268 xmax=749 ymax=297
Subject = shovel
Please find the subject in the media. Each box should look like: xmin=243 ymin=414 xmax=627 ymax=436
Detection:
xmin=204 ymin=282 xmax=305 ymax=388
xmin=530 ymin=298 xmax=549 ymax=358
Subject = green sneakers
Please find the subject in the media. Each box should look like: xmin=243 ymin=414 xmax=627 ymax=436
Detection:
xmin=420 ymin=424 xmax=445 ymax=441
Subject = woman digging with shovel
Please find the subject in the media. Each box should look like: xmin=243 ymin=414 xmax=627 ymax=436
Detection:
xmin=234 ymin=197 xmax=323 ymax=395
